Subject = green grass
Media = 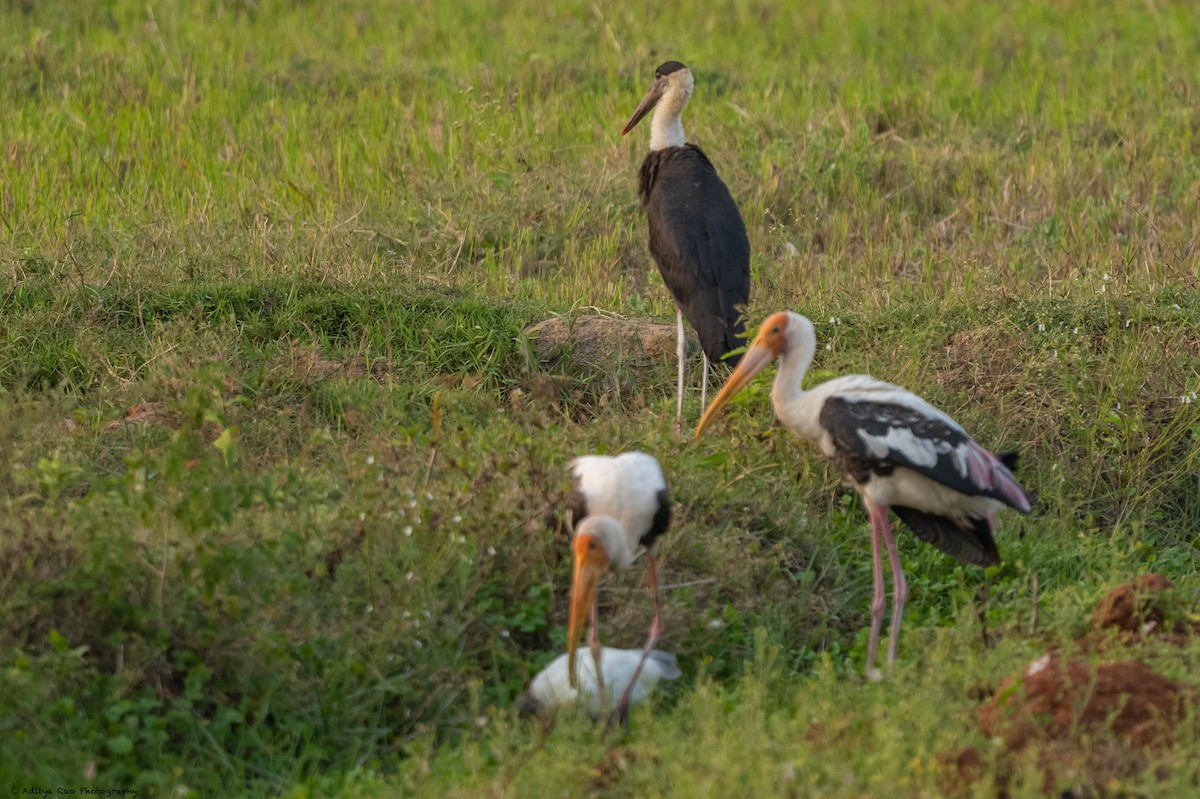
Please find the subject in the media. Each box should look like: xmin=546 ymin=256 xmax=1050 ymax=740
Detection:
xmin=1 ymin=0 xmax=1199 ymax=796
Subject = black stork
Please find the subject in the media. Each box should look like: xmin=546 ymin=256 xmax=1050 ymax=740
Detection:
xmin=565 ymin=452 xmax=671 ymax=722
xmin=622 ymin=60 xmax=751 ymax=426
xmin=695 ymin=311 xmax=1032 ymax=678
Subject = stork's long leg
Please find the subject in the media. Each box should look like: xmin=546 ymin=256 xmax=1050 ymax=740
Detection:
xmin=588 ymin=597 xmax=606 ymax=713
xmin=675 ymin=306 xmax=686 ymax=424
xmin=700 ymin=352 xmax=710 ymax=413
xmin=610 ymin=550 xmax=664 ymax=728
xmin=877 ymin=509 xmax=908 ymax=666
xmin=865 ymin=502 xmax=888 ymax=680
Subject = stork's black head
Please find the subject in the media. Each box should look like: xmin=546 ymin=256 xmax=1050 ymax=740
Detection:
xmin=654 ymin=60 xmax=688 ymax=79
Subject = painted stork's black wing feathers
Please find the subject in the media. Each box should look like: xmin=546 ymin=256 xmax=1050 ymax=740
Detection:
xmin=639 ymin=144 xmax=750 ymax=366
xmin=639 ymin=487 xmax=672 ymax=550
xmin=891 ymin=506 xmax=1000 ymax=567
xmin=819 ymin=396 xmax=1028 ymax=508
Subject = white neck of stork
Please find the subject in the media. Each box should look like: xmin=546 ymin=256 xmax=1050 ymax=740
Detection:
xmin=771 ymin=313 xmax=818 ymax=422
xmin=649 ymin=70 xmax=693 ymax=151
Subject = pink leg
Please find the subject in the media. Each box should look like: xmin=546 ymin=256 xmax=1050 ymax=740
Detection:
xmin=610 ymin=550 xmax=663 ymax=728
xmin=588 ymin=597 xmax=606 ymax=713
xmin=865 ymin=502 xmax=887 ymax=679
xmin=873 ymin=506 xmax=908 ymax=665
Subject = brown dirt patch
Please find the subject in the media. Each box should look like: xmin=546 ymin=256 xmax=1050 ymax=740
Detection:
xmin=978 ymin=655 xmax=1192 ymax=750
xmin=106 ymin=401 xmax=177 ymax=430
xmin=525 ymin=315 xmax=689 ymax=372
xmin=272 ymin=341 xmax=388 ymax=381
xmin=1090 ymin=573 xmax=1174 ymax=634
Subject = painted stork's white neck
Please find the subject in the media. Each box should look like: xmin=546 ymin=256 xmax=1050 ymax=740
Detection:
xmin=772 ymin=314 xmax=819 ymax=429
xmin=649 ymin=70 xmax=693 ymax=151
xmin=577 ymin=515 xmax=636 ymax=572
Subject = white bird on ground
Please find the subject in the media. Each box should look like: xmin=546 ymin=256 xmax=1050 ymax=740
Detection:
xmin=516 ymin=648 xmax=681 ymax=719
xmin=696 ymin=311 xmax=1032 ymax=677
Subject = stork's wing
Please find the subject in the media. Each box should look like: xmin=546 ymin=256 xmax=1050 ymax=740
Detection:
xmin=641 ymin=145 xmax=750 ymax=364
xmin=819 ymin=395 xmax=1031 ymax=512
xmin=892 ymin=505 xmax=1000 ymax=567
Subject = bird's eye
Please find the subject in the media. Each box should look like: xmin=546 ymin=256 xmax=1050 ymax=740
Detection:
xmin=771 ymin=326 xmax=780 ymax=334
xmin=588 ymin=541 xmax=597 ymax=550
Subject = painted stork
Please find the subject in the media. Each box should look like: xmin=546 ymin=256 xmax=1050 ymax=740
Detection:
xmin=695 ymin=311 xmax=1032 ymax=677
xmin=566 ymin=452 xmax=671 ymax=722
xmin=622 ymin=60 xmax=751 ymax=425
xmin=516 ymin=647 xmax=681 ymax=719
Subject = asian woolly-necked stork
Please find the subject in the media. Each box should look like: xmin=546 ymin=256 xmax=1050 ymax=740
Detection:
xmin=622 ymin=60 xmax=751 ymax=425
xmin=516 ymin=647 xmax=681 ymax=720
xmin=695 ymin=312 xmax=1032 ymax=677
xmin=566 ymin=452 xmax=671 ymax=722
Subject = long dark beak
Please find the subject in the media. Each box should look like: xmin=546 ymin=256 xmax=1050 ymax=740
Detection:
xmin=621 ymin=80 xmax=664 ymax=136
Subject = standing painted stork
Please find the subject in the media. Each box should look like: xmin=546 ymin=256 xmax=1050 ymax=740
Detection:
xmin=695 ymin=312 xmax=1032 ymax=677
xmin=566 ymin=452 xmax=671 ymax=722
xmin=516 ymin=647 xmax=681 ymax=720
xmin=622 ymin=60 xmax=751 ymax=426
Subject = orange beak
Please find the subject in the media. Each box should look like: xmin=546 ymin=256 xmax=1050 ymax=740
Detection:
xmin=566 ymin=534 xmax=609 ymax=687
xmin=695 ymin=320 xmax=784 ymax=439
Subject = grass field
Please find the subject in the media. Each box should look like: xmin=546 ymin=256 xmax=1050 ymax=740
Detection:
xmin=2 ymin=0 xmax=1199 ymax=796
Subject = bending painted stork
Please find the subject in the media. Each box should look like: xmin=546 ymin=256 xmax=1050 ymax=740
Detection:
xmin=622 ymin=60 xmax=751 ymax=425
xmin=566 ymin=452 xmax=671 ymax=722
xmin=516 ymin=647 xmax=681 ymax=719
xmin=695 ymin=312 xmax=1032 ymax=677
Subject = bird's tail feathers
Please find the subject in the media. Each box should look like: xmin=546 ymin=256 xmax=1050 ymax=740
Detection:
xmin=647 ymin=650 xmax=682 ymax=680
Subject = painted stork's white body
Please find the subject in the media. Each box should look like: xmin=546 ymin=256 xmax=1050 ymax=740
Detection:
xmin=566 ymin=452 xmax=672 ymax=723
xmin=517 ymin=648 xmax=681 ymax=719
xmin=697 ymin=312 xmax=1032 ymax=677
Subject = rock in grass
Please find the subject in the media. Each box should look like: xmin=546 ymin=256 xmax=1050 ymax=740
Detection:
xmin=525 ymin=315 xmax=692 ymax=371
xmin=516 ymin=648 xmax=681 ymax=718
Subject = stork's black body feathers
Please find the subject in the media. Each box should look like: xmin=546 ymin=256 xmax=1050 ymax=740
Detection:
xmin=818 ymin=397 xmax=1028 ymax=508
xmin=891 ymin=506 xmax=1000 ymax=567
xmin=638 ymin=144 xmax=750 ymax=366
xmin=818 ymin=397 xmax=1029 ymax=568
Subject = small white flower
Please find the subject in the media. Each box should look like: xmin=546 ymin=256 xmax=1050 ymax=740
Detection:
xmin=1037 ymin=323 xmax=1045 ymax=332
xmin=413 ymin=640 xmax=423 ymax=649
xmin=358 ymin=512 xmax=365 ymax=522
xmin=1173 ymin=303 xmax=1181 ymax=310
xmin=487 ymin=546 xmax=496 ymax=556
xmin=366 ymin=604 xmax=374 ymax=613
xmin=452 ymin=514 xmax=462 ymax=523
xmin=707 ymin=619 xmax=724 ymax=630
xmin=408 ymin=499 xmax=417 ymax=509
xmin=1125 ymin=319 xmax=1131 ymax=328
xmin=366 ymin=455 xmax=375 ymax=466
xmin=403 ymin=526 xmax=413 ymax=536
xmin=406 ymin=571 xmax=414 ymax=581
xmin=501 ymin=629 xmax=511 ymax=638
xmin=1072 ymin=327 xmax=1079 ymax=335
xmin=1102 ymin=272 xmax=1111 ymax=281
xmin=824 ymin=343 xmax=831 ymax=350
xmin=425 ymin=492 xmax=433 ymax=501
